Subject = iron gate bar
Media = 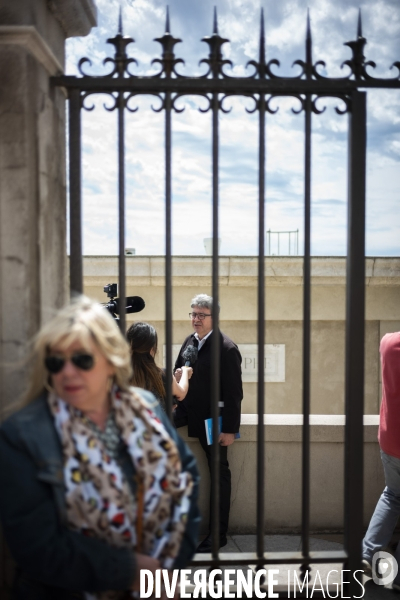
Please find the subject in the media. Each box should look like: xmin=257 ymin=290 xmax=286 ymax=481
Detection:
xmin=116 ymin=14 xmax=128 ymax=333
xmin=164 ymin=91 xmax=173 ymax=420
xmin=53 ymin=6 xmax=400 ymax=574
xmin=344 ymin=90 xmax=366 ymax=598
xmin=55 ymin=77 xmax=400 ymax=94
xmin=301 ymin=12 xmax=312 ymax=575
xmin=206 ymin=8 xmax=222 ymax=558
xmin=157 ymin=8 xmax=176 ymax=421
xmin=152 ymin=8 xmax=185 ymax=421
xmin=117 ymin=90 xmax=126 ymax=334
xmin=256 ymin=9 xmax=266 ymax=562
xmin=210 ymin=90 xmax=221 ymax=559
xmin=69 ymin=88 xmax=83 ymax=295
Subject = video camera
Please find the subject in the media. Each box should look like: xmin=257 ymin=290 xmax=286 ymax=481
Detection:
xmin=103 ymin=283 xmax=145 ymax=321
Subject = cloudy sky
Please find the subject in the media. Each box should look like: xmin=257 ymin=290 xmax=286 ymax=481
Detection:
xmin=66 ymin=0 xmax=400 ymax=257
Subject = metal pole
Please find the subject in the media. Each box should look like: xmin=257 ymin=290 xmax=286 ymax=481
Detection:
xmin=118 ymin=92 xmax=126 ymax=334
xmin=344 ymin=90 xmax=366 ymax=597
xmin=301 ymin=91 xmax=312 ymax=577
xmin=257 ymin=92 xmax=266 ymax=560
xmin=211 ymin=90 xmax=220 ymax=558
xmin=301 ymin=13 xmax=313 ymax=577
xmin=69 ymin=89 xmax=83 ymax=295
xmin=165 ymin=91 xmax=173 ymax=421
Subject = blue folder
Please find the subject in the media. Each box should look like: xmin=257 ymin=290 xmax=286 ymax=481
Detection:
xmin=204 ymin=416 xmax=240 ymax=445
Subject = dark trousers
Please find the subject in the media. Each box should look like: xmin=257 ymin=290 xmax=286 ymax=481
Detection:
xmin=197 ymin=430 xmax=231 ymax=537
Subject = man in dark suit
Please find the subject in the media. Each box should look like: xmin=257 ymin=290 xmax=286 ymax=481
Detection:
xmin=174 ymin=294 xmax=242 ymax=552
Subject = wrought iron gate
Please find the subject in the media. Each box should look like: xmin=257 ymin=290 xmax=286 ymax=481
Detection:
xmin=53 ymin=7 xmax=400 ymax=596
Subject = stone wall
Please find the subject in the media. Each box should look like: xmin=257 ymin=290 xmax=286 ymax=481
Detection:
xmin=0 ymin=0 xmax=96 ymax=422
xmin=0 ymin=3 xmax=96 ymax=594
xmin=179 ymin=416 xmax=383 ymax=534
xmin=83 ymin=255 xmax=400 ymax=416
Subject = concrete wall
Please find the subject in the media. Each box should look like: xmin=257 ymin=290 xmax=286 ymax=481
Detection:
xmin=179 ymin=416 xmax=383 ymax=534
xmin=83 ymin=255 xmax=400 ymax=415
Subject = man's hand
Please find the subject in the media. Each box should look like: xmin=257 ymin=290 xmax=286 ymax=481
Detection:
xmin=218 ymin=432 xmax=235 ymax=446
xmin=174 ymin=368 xmax=183 ymax=383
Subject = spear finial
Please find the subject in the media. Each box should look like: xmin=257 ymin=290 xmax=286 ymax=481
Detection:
xmin=118 ymin=5 xmax=123 ymax=36
xmin=357 ymin=8 xmax=363 ymax=38
xmin=344 ymin=7 xmax=366 ymax=79
xmin=213 ymin=6 xmax=218 ymax=35
xmin=306 ymin=8 xmax=312 ymax=76
xmin=259 ymin=8 xmax=266 ymax=66
xmin=165 ymin=5 xmax=170 ymax=34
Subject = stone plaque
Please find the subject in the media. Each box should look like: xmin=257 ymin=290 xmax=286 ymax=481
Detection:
xmin=238 ymin=344 xmax=285 ymax=382
xmin=163 ymin=343 xmax=285 ymax=383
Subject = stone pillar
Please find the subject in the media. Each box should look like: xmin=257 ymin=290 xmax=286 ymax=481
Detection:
xmin=0 ymin=2 xmax=96 ymax=591
xmin=0 ymin=0 xmax=96 ymax=423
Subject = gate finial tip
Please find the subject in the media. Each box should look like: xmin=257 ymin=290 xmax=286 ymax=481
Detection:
xmin=357 ymin=8 xmax=363 ymax=38
xmin=259 ymin=8 xmax=265 ymax=64
xmin=306 ymin=8 xmax=311 ymax=39
xmin=118 ymin=5 xmax=123 ymax=36
xmin=213 ymin=6 xmax=218 ymax=34
xmin=166 ymin=6 xmax=170 ymax=33
xmin=306 ymin=8 xmax=312 ymax=64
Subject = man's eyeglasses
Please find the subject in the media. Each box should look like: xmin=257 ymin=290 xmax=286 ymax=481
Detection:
xmin=45 ymin=353 xmax=95 ymax=374
xmin=189 ymin=312 xmax=212 ymax=321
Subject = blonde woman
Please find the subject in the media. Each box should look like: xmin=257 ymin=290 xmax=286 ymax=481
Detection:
xmin=0 ymin=297 xmax=199 ymax=600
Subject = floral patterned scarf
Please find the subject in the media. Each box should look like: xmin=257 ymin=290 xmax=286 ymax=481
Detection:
xmin=48 ymin=387 xmax=193 ymax=600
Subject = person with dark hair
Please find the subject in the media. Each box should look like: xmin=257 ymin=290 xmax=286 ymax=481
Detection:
xmin=174 ymin=293 xmax=243 ymax=552
xmin=0 ymin=297 xmax=200 ymax=599
xmin=127 ymin=322 xmax=192 ymax=412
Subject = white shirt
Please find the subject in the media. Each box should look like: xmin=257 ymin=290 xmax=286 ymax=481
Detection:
xmin=194 ymin=329 xmax=213 ymax=351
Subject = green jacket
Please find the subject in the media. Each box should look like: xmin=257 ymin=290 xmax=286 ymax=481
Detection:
xmin=0 ymin=390 xmax=200 ymax=599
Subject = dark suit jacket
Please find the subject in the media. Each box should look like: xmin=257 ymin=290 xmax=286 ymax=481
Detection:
xmin=174 ymin=330 xmax=243 ymax=437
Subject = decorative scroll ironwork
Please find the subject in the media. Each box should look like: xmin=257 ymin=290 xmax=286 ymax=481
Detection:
xmin=79 ymin=10 xmax=137 ymax=78
xmin=152 ymin=7 xmax=184 ymax=78
xmin=200 ymin=7 xmax=233 ymax=79
xmin=56 ymin=5 xmax=400 ymax=115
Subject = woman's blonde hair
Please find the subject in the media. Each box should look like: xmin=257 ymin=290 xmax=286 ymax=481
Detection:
xmin=24 ymin=295 xmax=132 ymax=404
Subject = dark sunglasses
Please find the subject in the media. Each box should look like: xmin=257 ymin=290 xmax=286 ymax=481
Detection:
xmin=45 ymin=353 xmax=95 ymax=374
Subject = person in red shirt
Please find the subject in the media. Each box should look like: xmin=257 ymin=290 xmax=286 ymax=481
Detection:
xmin=363 ymin=332 xmax=400 ymax=587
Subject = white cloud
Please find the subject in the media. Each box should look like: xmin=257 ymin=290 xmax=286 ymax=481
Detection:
xmin=66 ymin=0 xmax=400 ymax=257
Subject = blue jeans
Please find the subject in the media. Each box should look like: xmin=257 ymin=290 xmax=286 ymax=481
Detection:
xmin=363 ymin=449 xmax=400 ymax=574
